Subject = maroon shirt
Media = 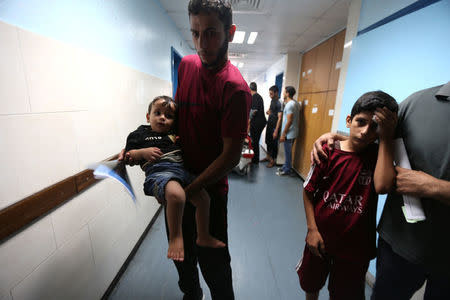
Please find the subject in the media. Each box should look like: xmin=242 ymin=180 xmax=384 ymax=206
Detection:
xmin=175 ymin=54 xmax=251 ymax=194
xmin=303 ymin=143 xmax=379 ymax=262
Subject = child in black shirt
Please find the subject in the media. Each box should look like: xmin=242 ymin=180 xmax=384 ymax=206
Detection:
xmin=124 ymin=96 xmax=225 ymax=261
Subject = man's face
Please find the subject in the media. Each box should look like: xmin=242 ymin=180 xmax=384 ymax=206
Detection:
xmin=190 ymin=12 xmax=235 ymax=68
xmin=283 ymin=89 xmax=287 ymax=100
xmin=269 ymin=90 xmax=277 ymax=100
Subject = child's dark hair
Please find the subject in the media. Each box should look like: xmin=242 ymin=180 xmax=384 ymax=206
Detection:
xmin=147 ymin=95 xmax=177 ymax=114
xmin=188 ymin=0 xmax=232 ymax=31
xmin=350 ymin=91 xmax=398 ymax=118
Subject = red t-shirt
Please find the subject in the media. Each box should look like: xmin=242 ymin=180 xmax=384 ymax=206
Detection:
xmin=303 ymin=143 xmax=379 ymax=262
xmin=175 ymin=55 xmax=251 ymax=194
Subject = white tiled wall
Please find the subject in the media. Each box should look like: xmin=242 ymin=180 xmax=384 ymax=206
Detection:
xmin=0 ymin=20 xmax=168 ymax=299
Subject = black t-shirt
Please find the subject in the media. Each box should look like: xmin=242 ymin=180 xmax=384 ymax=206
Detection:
xmin=125 ymin=125 xmax=179 ymax=167
xmin=250 ymin=92 xmax=267 ymax=129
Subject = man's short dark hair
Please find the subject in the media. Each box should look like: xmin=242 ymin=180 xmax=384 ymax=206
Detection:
xmin=351 ymin=91 xmax=398 ymax=118
xmin=285 ymin=86 xmax=296 ymax=98
xmin=188 ymin=0 xmax=232 ymax=30
xmin=269 ymin=85 xmax=279 ymax=94
xmin=249 ymin=82 xmax=257 ymax=91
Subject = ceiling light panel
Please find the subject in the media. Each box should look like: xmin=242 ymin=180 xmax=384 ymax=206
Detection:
xmin=232 ymin=31 xmax=246 ymax=43
xmin=247 ymin=32 xmax=258 ymax=44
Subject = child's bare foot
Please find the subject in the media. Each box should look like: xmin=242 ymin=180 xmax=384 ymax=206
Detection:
xmin=196 ymin=235 xmax=226 ymax=248
xmin=167 ymin=237 xmax=184 ymax=261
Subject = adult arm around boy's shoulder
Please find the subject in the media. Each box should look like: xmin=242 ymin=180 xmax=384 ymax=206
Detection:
xmin=311 ymin=132 xmax=348 ymax=165
xmin=373 ymin=107 xmax=397 ymax=194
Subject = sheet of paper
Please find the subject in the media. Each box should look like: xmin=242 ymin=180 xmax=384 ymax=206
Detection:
xmin=89 ymin=160 xmax=136 ymax=202
xmin=394 ymin=138 xmax=426 ymax=222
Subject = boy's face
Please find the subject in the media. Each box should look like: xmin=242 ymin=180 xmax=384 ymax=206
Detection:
xmin=346 ymin=111 xmax=378 ymax=149
xmin=190 ymin=12 xmax=235 ymax=68
xmin=146 ymin=99 xmax=175 ymax=133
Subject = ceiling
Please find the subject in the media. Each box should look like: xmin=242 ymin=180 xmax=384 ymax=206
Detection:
xmin=159 ymin=0 xmax=351 ymax=82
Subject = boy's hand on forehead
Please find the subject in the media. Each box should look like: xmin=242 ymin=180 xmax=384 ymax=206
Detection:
xmin=373 ymin=107 xmax=397 ymax=140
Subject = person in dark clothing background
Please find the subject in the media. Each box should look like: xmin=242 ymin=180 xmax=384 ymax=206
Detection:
xmin=261 ymin=85 xmax=282 ymax=168
xmin=249 ymin=82 xmax=267 ymax=164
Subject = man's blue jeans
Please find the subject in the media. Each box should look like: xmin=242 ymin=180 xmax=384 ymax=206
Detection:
xmin=281 ymin=138 xmax=294 ymax=173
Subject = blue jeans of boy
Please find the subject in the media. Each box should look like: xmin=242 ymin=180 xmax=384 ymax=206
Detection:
xmin=281 ymin=138 xmax=294 ymax=173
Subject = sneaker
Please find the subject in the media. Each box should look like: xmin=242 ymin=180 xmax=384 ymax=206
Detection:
xmin=276 ymin=169 xmax=293 ymax=176
xmin=277 ymin=167 xmax=283 ymax=172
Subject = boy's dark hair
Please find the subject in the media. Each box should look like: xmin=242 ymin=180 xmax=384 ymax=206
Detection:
xmin=188 ymin=0 xmax=232 ymax=30
xmin=148 ymin=95 xmax=177 ymax=115
xmin=285 ymin=86 xmax=296 ymax=98
xmin=269 ymin=85 xmax=279 ymax=94
xmin=249 ymin=82 xmax=257 ymax=91
xmin=351 ymin=91 xmax=398 ymax=118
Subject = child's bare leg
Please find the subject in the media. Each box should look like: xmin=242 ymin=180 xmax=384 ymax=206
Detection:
xmin=165 ymin=180 xmax=185 ymax=261
xmin=189 ymin=189 xmax=226 ymax=248
xmin=305 ymin=292 xmax=319 ymax=300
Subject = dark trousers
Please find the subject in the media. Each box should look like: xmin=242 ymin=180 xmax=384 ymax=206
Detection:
xmin=265 ymin=125 xmax=279 ymax=160
xmin=250 ymin=125 xmax=264 ymax=162
xmin=164 ymin=188 xmax=234 ymax=300
xmin=371 ymin=237 xmax=450 ymax=300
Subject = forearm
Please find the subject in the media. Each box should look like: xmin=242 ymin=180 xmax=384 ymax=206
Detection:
xmin=424 ymin=177 xmax=450 ymax=205
xmin=185 ymin=138 xmax=243 ymax=197
xmin=282 ymin=119 xmax=293 ymax=137
xmin=374 ymin=138 xmax=396 ymax=194
xmin=303 ymin=190 xmax=318 ymax=231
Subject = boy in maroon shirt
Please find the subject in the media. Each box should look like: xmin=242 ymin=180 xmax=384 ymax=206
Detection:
xmin=297 ymin=91 xmax=398 ymax=300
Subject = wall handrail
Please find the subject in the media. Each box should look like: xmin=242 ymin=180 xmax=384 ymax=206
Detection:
xmin=0 ymin=154 xmax=119 ymax=242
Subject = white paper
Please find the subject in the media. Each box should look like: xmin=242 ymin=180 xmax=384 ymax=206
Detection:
xmin=335 ymin=61 xmax=342 ymax=70
xmin=328 ymin=109 xmax=334 ymax=116
xmin=312 ymin=107 xmax=318 ymax=114
xmin=394 ymin=138 xmax=426 ymax=222
xmin=89 ymin=160 xmax=136 ymax=201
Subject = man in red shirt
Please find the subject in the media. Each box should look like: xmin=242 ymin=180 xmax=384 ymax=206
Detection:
xmin=120 ymin=1 xmax=249 ymax=298
xmin=170 ymin=1 xmax=250 ymax=299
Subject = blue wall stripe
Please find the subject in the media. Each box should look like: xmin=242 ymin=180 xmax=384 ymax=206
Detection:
xmin=357 ymin=0 xmax=441 ymax=36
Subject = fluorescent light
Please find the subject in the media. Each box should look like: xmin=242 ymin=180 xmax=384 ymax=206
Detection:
xmin=238 ymin=62 xmax=244 ymax=68
xmin=232 ymin=31 xmax=246 ymax=44
xmin=344 ymin=40 xmax=352 ymax=48
xmin=247 ymin=32 xmax=258 ymax=44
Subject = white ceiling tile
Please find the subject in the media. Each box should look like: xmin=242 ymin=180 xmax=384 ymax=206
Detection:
xmin=271 ymin=0 xmax=336 ymax=17
xmin=168 ymin=12 xmax=191 ymax=30
xmin=322 ymin=0 xmax=351 ymax=21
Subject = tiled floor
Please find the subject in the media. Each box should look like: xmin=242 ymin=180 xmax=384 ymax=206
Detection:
xmin=108 ymin=154 xmax=372 ymax=299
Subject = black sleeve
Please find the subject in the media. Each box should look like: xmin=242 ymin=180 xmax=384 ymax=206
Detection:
xmin=125 ymin=130 xmax=141 ymax=152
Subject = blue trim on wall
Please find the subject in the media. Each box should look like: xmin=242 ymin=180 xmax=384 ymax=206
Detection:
xmin=357 ymin=0 xmax=441 ymax=36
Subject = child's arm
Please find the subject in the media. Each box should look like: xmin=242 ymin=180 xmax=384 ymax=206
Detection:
xmin=373 ymin=107 xmax=398 ymax=194
xmin=126 ymin=147 xmax=163 ymax=165
xmin=303 ymin=189 xmax=325 ymax=258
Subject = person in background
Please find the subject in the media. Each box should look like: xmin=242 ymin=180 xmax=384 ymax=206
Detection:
xmin=274 ymin=86 xmax=300 ymax=176
xmin=299 ymin=91 xmax=398 ymax=300
xmin=249 ymin=82 xmax=267 ymax=164
xmin=261 ymin=85 xmax=281 ymax=168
